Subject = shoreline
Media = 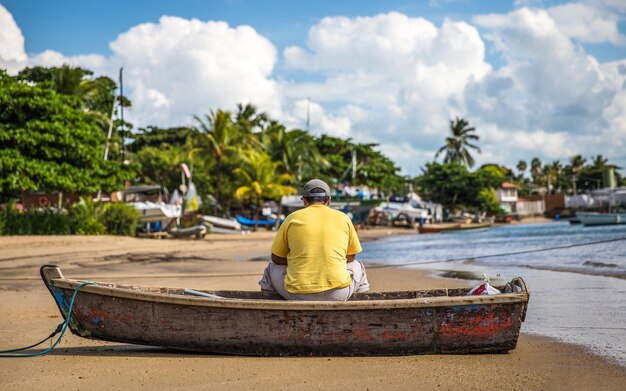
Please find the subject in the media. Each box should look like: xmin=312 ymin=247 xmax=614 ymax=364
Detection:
xmin=1 ymin=230 xmax=625 ymax=389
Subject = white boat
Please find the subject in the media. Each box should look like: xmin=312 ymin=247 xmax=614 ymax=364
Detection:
xmin=201 ymin=215 xmax=242 ymax=232
xmin=129 ymin=201 xmax=182 ymax=223
xmin=123 ymin=185 xmax=182 ymax=224
xmin=576 ymin=212 xmax=626 ymax=226
xmin=378 ymin=195 xmax=431 ymax=225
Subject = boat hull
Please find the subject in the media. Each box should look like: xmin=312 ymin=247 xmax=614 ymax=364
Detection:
xmin=41 ymin=266 xmax=528 ymax=356
xmin=577 ymin=212 xmax=626 ymax=226
xmin=418 ymin=223 xmax=492 ymax=234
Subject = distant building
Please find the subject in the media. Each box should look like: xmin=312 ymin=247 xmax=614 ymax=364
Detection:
xmin=496 ymin=182 xmax=518 ymax=213
xmin=496 ymin=182 xmax=546 ymax=216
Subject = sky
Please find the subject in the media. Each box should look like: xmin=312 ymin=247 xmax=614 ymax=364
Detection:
xmin=1 ymin=0 xmax=626 ymax=176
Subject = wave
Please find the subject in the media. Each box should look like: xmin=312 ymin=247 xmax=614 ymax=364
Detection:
xmin=462 ymin=259 xmax=626 ymax=279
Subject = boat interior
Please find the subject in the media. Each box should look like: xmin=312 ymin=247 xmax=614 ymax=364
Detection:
xmin=69 ymin=279 xmax=524 ymax=301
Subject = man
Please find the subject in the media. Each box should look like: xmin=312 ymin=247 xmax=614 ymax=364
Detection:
xmin=259 ymin=179 xmax=370 ymax=301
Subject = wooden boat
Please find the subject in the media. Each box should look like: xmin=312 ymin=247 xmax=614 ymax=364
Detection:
xmin=41 ymin=265 xmax=529 ymax=356
xmin=418 ymin=222 xmax=492 ymax=234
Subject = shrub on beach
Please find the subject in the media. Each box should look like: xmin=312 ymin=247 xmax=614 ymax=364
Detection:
xmin=99 ymin=202 xmax=141 ymax=236
xmin=0 ymin=203 xmax=72 ymax=235
xmin=0 ymin=200 xmax=140 ymax=236
xmin=68 ymin=198 xmax=106 ymax=235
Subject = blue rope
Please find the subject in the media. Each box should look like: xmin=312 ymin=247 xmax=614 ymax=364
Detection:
xmin=0 ymin=281 xmax=95 ymax=358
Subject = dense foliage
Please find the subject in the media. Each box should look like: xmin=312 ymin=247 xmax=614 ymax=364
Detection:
xmin=415 ymin=162 xmax=505 ymax=214
xmin=0 ymin=70 xmax=134 ymax=200
xmin=0 ymin=199 xmax=139 ymax=236
xmin=1 ymin=64 xmax=624 ymax=235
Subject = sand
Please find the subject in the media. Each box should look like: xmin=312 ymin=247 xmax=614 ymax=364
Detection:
xmin=1 ymin=229 xmax=624 ymax=390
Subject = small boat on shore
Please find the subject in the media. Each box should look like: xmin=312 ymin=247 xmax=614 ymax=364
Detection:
xmin=576 ymin=212 xmax=626 ymax=226
xmin=236 ymin=215 xmax=280 ymax=227
xmin=41 ymin=265 xmax=529 ymax=356
xmin=418 ymin=222 xmax=492 ymax=234
xmin=201 ymin=215 xmax=242 ymax=233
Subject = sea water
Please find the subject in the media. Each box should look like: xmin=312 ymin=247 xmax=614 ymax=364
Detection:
xmin=360 ymin=222 xmax=626 ymax=366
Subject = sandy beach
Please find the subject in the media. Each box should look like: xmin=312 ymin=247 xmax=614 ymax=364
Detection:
xmin=1 ymin=229 xmax=624 ymax=390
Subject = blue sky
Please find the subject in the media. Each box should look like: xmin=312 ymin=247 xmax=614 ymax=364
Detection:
xmin=1 ymin=0 xmax=625 ymax=175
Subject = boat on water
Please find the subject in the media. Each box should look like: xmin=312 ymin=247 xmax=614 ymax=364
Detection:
xmin=41 ymin=265 xmax=529 ymax=356
xmin=576 ymin=212 xmax=626 ymax=226
xmin=418 ymin=222 xmax=493 ymax=234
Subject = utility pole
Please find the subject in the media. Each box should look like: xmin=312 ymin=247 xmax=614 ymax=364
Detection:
xmin=306 ymin=97 xmax=310 ymax=132
xmin=351 ymin=149 xmax=357 ymax=181
xmin=119 ymin=68 xmax=125 ymax=161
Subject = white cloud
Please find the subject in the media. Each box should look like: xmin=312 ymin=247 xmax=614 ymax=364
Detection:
xmin=283 ymin=12 xmax=491 ymax=173
xmin=1 ymin=5 xmax=625 ymax=176
xmin=0 ymin=5 xmax=27 ymax=74
xmin=467 ymin=7 xmax=626 ymax=170
xmin=547 ymin=3 xmax=625 ymax=45
xmin=105 ymin=16 xmax=282 ymax=127
xmin=5 ymin=15 xmax=283 ymax=128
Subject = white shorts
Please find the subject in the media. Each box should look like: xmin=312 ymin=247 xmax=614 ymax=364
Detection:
xmin=259 ymin=260 xmax=370 ymax=301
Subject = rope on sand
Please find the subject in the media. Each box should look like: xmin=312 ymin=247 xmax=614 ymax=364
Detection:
xmin=0 ymin=281 xmax=94 ymax=358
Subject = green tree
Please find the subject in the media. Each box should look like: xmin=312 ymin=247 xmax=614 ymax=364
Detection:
xmin=261 ymin=124 xmax=330 ymax=183
xmin=435 ymin=117 xmax=481 ymax=167
xmin=415 ymin=162 xmax=504 ymax=213
xmin=317 ymin=135 xmax=405 ymax=194
xmin=195 ymin=110 xmax=240 ymax=212
xmin=566 ymin=154 xmax=586 ymax=194
xmin=234 ymin=150 xmax=296 ymax=229
xmin=530 ymin=157 xmax=542 ymax=186
xmin=0 ymin=71 xmax=134 ymax=201
xmin=516 ymin=160 xmax=527 ymax=180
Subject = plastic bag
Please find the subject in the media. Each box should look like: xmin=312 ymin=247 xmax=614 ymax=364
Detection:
xmin=467 ymin=274 xmax=501 ymax=296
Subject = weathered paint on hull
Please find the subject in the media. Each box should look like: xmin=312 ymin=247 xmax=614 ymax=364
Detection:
xmin=47 ymin=284 xmax=524 ymax=356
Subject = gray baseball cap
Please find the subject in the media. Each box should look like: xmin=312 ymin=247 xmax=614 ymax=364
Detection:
xmin=302 ymin=179 xmax=331 ymax=197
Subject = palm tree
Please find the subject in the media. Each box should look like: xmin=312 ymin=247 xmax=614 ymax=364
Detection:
xmin=435 ymin=117 xmax=481 ymax=167
xmin=530 ymin=157 xmax=542 ymax=186
xmin=516 ymin=160 xmax=527 ymax=180
xmin=194 ymin=110 xmax=239 ymax=213
xmin=591 ymin=154 xmax=608 ymax=169
xmin=260 ymin=125 xmax=329 ymax=182
xmin=234 ymin=150 xmax=297 ymax=229
xmin=235 ymin=102 xmax=269 ymax=133
xmin=568 ymin=154 xmax=586 ymax=194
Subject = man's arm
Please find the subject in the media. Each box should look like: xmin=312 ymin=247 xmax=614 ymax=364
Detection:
xmin=346 ymin=254 xmax=356 ymax=263
xmin=271 ymin=253 xmax=288 ymax=265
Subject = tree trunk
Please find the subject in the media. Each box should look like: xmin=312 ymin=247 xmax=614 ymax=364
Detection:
xmin=254 ymin=198 xmax=261 ymax=231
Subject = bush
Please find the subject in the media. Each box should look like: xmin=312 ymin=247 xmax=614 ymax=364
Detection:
xmin=0 ymin=202 xmax=71 ymax=235
xmin=69 ymin=198 xmax=106 ymax=235
xmin=0 ymin=200 xmax=141 ymax=236
xmin=476 ymin=188 xmax=505 ymax=215
xmin=100 ymin=202 xmax=141 ymax=236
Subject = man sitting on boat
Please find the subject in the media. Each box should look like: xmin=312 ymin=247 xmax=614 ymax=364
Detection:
xmin=259 ymin=179 xmax=370 ymax=300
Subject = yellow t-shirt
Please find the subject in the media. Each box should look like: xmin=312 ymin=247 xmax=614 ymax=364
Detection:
xmin=271 ymin=204 xmax=362 ymax=294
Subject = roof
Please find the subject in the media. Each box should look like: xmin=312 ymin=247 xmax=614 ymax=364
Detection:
xmin=501 ymin=182 xmax=519 ymax=189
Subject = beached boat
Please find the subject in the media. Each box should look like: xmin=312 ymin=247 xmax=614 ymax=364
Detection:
xmin=202 ymin=215 xmax=241 ymax=230
xmin=236 ymin=215 xmax=280 ymax=227
xmin=576 ymin=212 xmax=626 ymax=226
xmin=418 ymin=222 xmax=493 ymax=234
xmin=41 ymin=265 xmax=529 ymax=356
xmin=201 ymin=215 xmax=242 ymax=233
xmin=167 ymin=225 xmax=206 ymax=239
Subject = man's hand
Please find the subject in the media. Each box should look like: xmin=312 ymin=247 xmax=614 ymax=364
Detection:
xmin=271 ymin=253 xmax=288 ymax=265
xmin=347 ymin=254 xmax=356 ymax=263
